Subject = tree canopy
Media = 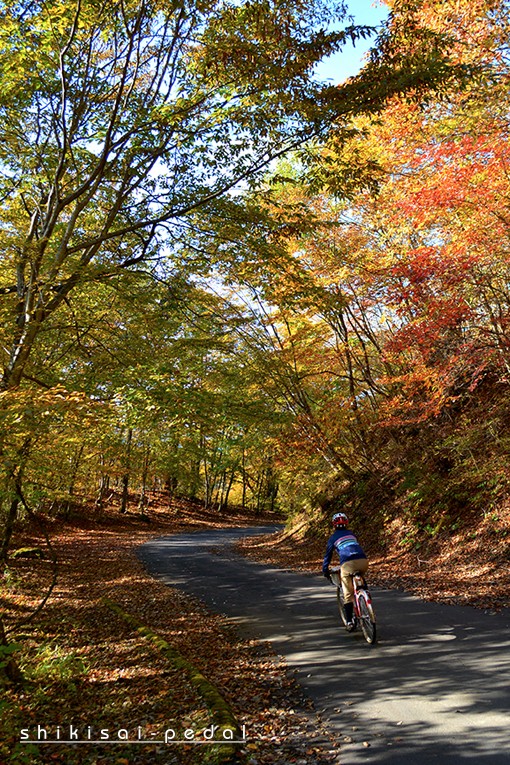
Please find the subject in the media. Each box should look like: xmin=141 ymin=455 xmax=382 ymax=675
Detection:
xmin=1 ymin=0 xmax=506 ymax=565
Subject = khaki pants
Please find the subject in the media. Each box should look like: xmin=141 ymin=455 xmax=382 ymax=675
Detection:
xmin=341 ymin=558 xmax=369 ymax=604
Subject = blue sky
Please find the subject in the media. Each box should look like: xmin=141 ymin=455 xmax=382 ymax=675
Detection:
xmin=315 ymin=0 xmax=389 ymax=83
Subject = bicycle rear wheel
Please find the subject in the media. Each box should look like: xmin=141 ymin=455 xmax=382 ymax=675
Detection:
xmin=336 ymin=587 xmax=349 ymax=627
xmin=357 ymin=590 xmax=377 ymax=644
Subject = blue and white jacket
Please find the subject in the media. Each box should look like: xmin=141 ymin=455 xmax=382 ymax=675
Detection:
xmin=322 ymin=528 xmax=367 ymax=574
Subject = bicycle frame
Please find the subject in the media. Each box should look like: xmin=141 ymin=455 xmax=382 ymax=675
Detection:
xmin=329 ymin=566 xmax=377 ymax=644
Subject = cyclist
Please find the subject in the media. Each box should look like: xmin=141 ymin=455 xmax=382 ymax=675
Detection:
xmin=323 ymin=512 xmax=369 ymax=631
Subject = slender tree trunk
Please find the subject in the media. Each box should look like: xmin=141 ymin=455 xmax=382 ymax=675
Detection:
xmin=203 ymin=459 xmax=210 ymax=509
xmin=206 ymin=473 xmax=217 ymax=509
xmin=216 ymin=470 xmax=227 ymax=512
xmin=213 ymin=478 xmax=222 ymax=510
xmin=0 ymin=497 xmax=20 ymax=563
xmin=189 ymin=459 xmax=201 ymax=500
xmin=61 ymin=442 xmax=85 ymax=520
xmin=203 ymin=459 xmax=218 ymax=509
xmin=0 ymin=442 xmax=30 ymax=561
xmin=223 ymin=468 xmax=235 ymax=510
xmin=120 ymin=428 xmax=133 ymax=514
xmin=95 ymin=467 xmax=110 ymax=511
xmin=68 ymin=443 xmax=85 ymax=496
xmin=164 ymin=474 xmax=178 ymax=495
xmin=241 ymin=449 xmax=247 ymax=510
xmin=255 ymin=472 xmax=264 ymax=515
xmin=270 ymin=482 xmax=278 ymax=512
xmin=201 ymin=432 xmax=211 ymax=508
xmin=138 ymin=447 xmax=150 ymax=513
xmin=0 ymin=615 xmax=24 ymax=684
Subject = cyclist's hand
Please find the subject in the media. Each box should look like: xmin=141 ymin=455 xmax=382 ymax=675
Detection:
xmin=323 ymin=569 xmax=331 ymax=581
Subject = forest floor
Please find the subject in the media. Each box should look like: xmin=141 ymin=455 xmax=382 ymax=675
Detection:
xmin=237 ymin=506 xmax=510 ymax=613
xmin=3 ymin=493 xmax=509 ymax=765
xmin=1 ymin=495 xmax=340 ymax=765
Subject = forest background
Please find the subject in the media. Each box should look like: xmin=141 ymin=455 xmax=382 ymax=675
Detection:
xmin=1 ymin=0 xmax=510 ymax=758
xmin=2 ymin=0 xmax=510 ymax=606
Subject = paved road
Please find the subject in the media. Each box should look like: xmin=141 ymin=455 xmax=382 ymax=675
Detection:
xmin=137 ymin=527 xmax=510 ymax=764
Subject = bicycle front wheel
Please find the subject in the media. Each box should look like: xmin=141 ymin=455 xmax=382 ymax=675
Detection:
xmin=357 ymin=590 xmax=377 ymax=644
xmin=336 ymin=587 xmax=349 ymax=627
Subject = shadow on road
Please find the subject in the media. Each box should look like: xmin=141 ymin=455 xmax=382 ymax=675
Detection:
xmin=138 ymin=527 xmax=510 ymax=765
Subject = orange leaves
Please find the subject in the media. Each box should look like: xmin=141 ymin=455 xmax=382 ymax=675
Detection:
xmin=392 ymin=131 xmax=509 ymax=227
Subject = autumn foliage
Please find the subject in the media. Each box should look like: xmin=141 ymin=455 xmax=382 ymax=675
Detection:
xmin=2 ymin=0 xmax=510 ymax=725
xmin=249 ymin=0 xmax=510 ymax=549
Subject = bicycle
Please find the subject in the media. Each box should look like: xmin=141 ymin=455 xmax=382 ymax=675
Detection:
xmin=329 ymin=566 xmax=377 ymax=644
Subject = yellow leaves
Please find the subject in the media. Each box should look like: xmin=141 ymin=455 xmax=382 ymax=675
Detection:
xmin=0 ymin=385 xmax=102 ymax=446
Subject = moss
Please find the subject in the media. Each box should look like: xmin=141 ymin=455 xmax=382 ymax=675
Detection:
xmin=10 ymin=548 xmax=44 ymax=560
xmin=103 ymin=599 xmax=241 ymax=764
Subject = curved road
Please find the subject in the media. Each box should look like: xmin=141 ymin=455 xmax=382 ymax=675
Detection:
xmin=137 ymin=526 xmax=510 ymax=764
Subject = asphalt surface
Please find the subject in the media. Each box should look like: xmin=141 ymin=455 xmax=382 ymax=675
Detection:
xmin=137 ymin=526 xmax=510 ymax=764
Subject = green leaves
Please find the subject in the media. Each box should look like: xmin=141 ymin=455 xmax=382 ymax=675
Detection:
xmin=0 ymin=640 xmax=22 ymax=670
xmin=0 ymin=0 xmax=488 ymax=529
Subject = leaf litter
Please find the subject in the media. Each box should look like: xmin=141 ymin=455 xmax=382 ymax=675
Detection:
xmin=1 ymin=498 xmax=342 ymax=765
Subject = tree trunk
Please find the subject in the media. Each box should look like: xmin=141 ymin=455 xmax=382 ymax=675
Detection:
xmin=270 ymin=482 xmax=278 ymax=512
xmin=255 ymin=472 xmax=264 ymax=515
xmin=241 ymin=448 xmax=247 ymax=510
xmin=164 ymin=474 xmax=178 ymax=495
xmin=223 ymin=468 xmax=236 ymax=511
xmin=0 ymin=440 xmax=31 ymax=561
xmin=203 ymin=455 xmax=217 ymax=510
xmin=138 ymin=447 xmax=150 ymax=513
xmin=95 ymin=470 xmax=110 ymax=511
xmin=0 ymin=497 xmax=20 ymax=564
xmin=216 ymin=470 xmax=227 ymax=512
xmin=0 ymin=614 xmax=24 ymax=684
xmin=61 ymin=443 xmax=85 ymax=520
xmin=189 ymin=459 xmax=201 ymax=500
xmin=120 ymin=428 xmax=133 ymax=514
